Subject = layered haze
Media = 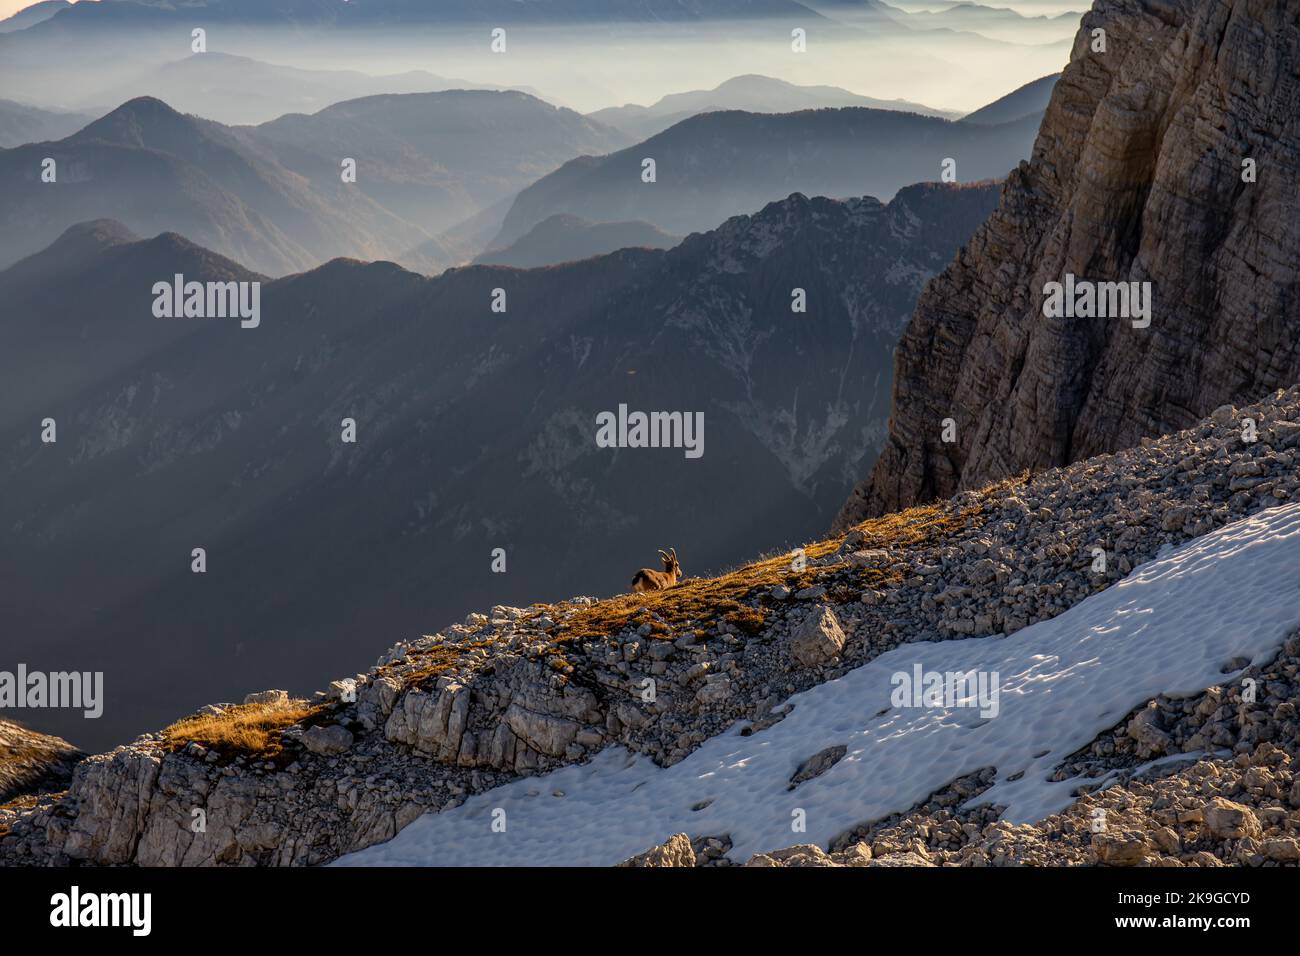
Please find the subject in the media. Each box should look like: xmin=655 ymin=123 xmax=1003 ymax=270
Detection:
xmin=0 ymin=1 xmax=1079 ymax=117
xmin=0 ymin=0 xmax=1080 ymax=752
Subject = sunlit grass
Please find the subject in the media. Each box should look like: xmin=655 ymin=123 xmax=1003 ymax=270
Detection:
xmin=160 ymin=699 xmax=325 ymax=759
xmin=551 ymin=498 xmax=984 ymax=643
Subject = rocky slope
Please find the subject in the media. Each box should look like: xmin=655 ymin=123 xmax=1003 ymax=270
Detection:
xmin=649 ymin=621 xmax=1300 ymax=866
xmin=0 ymin=720 xmax=83 ymax=806
xmin=837 ymin=0 xmax=1300 ymax=528
xmin=4 ymin=380 xmax=1299 ymax=866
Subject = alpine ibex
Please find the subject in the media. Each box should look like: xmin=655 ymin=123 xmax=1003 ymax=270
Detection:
xmin=631 ymin=548 xmax=682 ymax=592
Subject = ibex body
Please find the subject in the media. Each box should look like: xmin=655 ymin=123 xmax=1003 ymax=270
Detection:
xmin=632 ymin=548 xmax=682 ymax=592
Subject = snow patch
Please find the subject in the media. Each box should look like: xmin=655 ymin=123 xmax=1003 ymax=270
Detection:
xmin=337 ymin=504 xmax=1300 ymax=867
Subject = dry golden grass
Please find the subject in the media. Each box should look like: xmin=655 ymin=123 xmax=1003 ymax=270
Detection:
xmin=553 ymin=499 xmax=979 ymax=643
xmin=359 ymin=484 xmax=1029 ymax=698
xmin=385 ymin=637 xmax=500 ymax=689
xmin=0 ymin=793 xmax=40 ymax=813
xmin=0 ymin=793 xmax=43 ymax=838
xmin=976 ymin=470 xmax=1032 ymax=499
xmin=160 ymin=698 xmax=324 ymax=759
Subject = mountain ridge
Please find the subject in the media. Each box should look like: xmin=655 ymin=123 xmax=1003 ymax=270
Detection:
xmin=492 ymin=105 xmax=1040 ymax=248
xmin=0 ymin=180 xmax=999 ymax=752
xmin=0 ymin=91 xmax=623 ymax=275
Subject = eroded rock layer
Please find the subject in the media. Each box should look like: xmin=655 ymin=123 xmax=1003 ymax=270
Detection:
xmin=838 ymin=0 xmax=1300 ymax=526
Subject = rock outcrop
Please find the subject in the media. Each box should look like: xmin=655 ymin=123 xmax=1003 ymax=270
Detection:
xmin=838 ymin=0 xmax=1300 ymax=527
xmin=0 ymin=719 xmax=84 ymax=803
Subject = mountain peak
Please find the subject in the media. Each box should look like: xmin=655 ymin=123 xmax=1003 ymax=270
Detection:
xmin=52 ymin=217 xmax=140 ymax=250
xmin=70 ymin=96 xmax=195 ymax=146
xmin=0 ymin=218 xmax=139 ymax=288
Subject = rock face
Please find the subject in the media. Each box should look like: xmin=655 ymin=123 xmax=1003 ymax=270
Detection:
xmin=837 ymin=0 xmax=1300 ymax=527
xmin=618 ymin=832 xmax=697 ymax=867
xmin=382 ymin=659 xmax=602 ymax=770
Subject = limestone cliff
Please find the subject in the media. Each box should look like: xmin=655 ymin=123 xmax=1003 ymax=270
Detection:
xmin=837 ymin=0 xmax=1300 ymax=527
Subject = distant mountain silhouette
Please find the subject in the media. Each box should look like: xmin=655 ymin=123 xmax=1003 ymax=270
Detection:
xmin=894 ymin=2 xmax=1082 ymax=39
xmin=94 ymin=52 xmax=543 ymax=126
xmin=798 ymin=0 xmax=908 ymax=28
xmin=492 ymin=106 xmax=1039 ymax=247
xmin=0 ymin=96 xmax=420 ymax=275
xmin=0 ymin=97 xmax=92 ymax=147
xmin=474 ymin=214 xmax=681 ymax=267
xmin=589 ymin=74 xmax=956 ymax=141
xmin=238 ymin=90 xmax=626 ymax=241
xmin=960 ymin=73 xmax=1059 ymax=125
xmin=0 ymin=218 xmax=264 ymax=428
xmin=0 ymin=181 xmax=1000 ymax=749
xmin=9 ymin=0 xmax=829 ymax=31
xmin=396 ymin=199 xmax=515 ymax=276
xmin=0 ymin=0 xmax=68 ymax=34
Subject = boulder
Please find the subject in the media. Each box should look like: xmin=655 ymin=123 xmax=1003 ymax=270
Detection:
xmin=788 ymin=605 xmax=847 ymax=668
xmin=1203 ymin=798 xmax=1263 ymax=840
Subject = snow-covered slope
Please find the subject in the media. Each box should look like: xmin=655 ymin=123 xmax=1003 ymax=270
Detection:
xmin=338 ymin=503 xmax=1300 ymax=866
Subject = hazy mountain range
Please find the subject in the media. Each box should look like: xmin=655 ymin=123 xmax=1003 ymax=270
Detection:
xmin=1 ymin=79 xmax=1043 ymax=277
xmin=884 ymin=2 xmax=1082 ymax=43
xmin=589 ymin=74 xmax=958 ymax=141
xmin=473 ymin=214 xmax=681 ymax=268
xmin=236 ymin=90 xmax=624 ymax=242
xmin=0 ymin=91 xmax=624 ymax=275
xmin=0 ymin=97 xmax=91 ymax=147
xmin=2 ymin=0 xmax=1297 ymax=882
xmin=0 ymin=0 xmax=1081 ymax=121
xmin=13 ymin=0 xmax=834 ymax=28
xmin=490 ymin=106 xmax=1038 ymax=248
xmin=91 ymin=52 xmax=547 ymax=126
xmin=0 ymin=0 xmax=67 ymax=33
xmin=0 ymin=180 xmax=1000 ymax=748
